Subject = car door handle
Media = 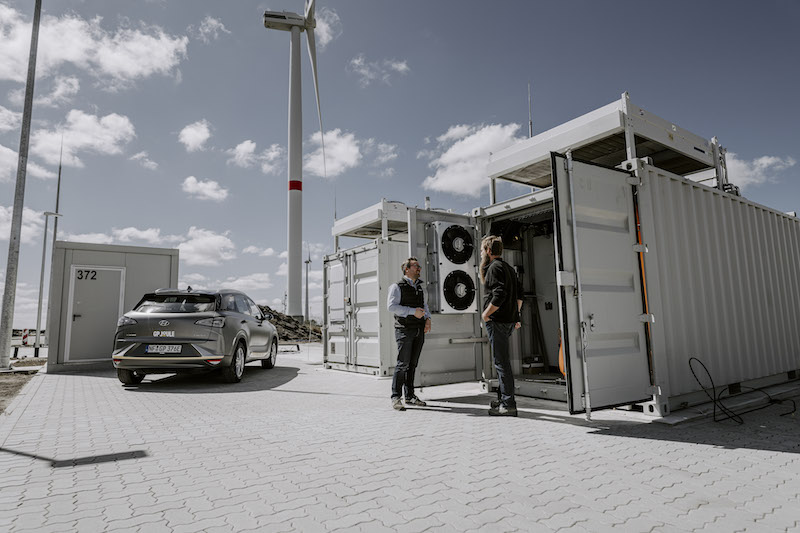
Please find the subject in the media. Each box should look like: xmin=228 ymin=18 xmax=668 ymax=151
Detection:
xmin=241 ymin=320 xmax=247 ymax=324
xmin=73 ymin=314 xmax=82 ymax=321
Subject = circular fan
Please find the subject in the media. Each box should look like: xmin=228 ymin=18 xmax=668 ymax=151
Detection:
xmin=443 ymin=271 xmax=475 ymax=311
xmin=441 ymin=225 xmax=474 ymax=264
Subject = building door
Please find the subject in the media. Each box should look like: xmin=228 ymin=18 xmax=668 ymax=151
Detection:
xmin=552 ymin=153 xmax=652 ymax=414
xmin=64 ymin=266 xmax=125 ymax=362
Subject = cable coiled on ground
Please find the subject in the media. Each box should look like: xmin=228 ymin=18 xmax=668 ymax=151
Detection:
xmin=688 ymin=356 xmax=796 ymax=424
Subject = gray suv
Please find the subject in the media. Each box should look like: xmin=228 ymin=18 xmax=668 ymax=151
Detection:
xmin=112 ymin=288 xmax=279 ymax=385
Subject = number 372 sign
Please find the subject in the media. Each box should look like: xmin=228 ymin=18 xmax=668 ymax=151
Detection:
xmin=76 ymin=269 xmax=97 ymax=280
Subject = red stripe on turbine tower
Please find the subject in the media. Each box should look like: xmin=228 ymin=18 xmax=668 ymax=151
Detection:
xmin=289 ymin=180 xmax=302 ymax=191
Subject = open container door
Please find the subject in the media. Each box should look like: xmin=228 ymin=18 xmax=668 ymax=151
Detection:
xmin=551 ymin=152 xmax=652 ymax=415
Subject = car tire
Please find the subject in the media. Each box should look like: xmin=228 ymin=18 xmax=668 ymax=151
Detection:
xmin=262 ymin=340 xmax=277 ymax=369
xmin=222 ymin=343 xmax=246 ymax=383
xmin=117 ymin=368 xmax=144 ymax=385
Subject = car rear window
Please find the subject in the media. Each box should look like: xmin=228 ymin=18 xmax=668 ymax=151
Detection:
xmin=135 ymin=295 xmax=216 ymax=313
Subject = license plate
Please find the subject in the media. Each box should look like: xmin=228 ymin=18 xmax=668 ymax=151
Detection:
xmin=146 ymin=344 xmax=182 ymax=354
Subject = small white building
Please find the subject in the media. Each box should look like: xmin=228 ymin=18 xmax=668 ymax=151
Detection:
xmin=47 ymin=241 xmax=179 ymax=372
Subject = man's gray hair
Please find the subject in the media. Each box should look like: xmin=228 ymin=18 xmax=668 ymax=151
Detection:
xmin=401 ymin=257 xmax=419 ymax=275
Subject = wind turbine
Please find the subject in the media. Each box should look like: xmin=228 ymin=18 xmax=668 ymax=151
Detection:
xmin=264 ymin=0 xmax=325 ymax=319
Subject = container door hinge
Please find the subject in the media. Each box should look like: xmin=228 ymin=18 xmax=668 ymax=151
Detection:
xmin=557 ymin=271 xmax=575 ymax=287
xmin=648 ymin=385 xmax=662 ymax=396
xmin=632 ymin=244 xmax=648 ymax=253
xmin=638 ymin=314 xmax=655 ymax=323
xmin=580 ymin=394 xmax=586 ymax=408
xmin=626 ymin=176 xmax=641 ymax=187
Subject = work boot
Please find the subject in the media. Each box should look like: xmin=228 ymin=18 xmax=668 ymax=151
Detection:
xmin=490 ymin=400 xmax=501 ymax=409
xmin=392 ymin=398 xmax=406 ymax=411
xmin=488 ymin=405 xmax=518 ymax=417
xmin=405 ymin=397 xmax=427 ymax=407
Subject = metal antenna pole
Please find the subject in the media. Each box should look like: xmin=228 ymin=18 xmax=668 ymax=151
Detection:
xmin=304 ymin=249 xmax=311 ymax=323
xmin=35 ymin=213 xmax=59 ymax=357
xmin=528 ymin=82 xmax=533 ymax=138
xmin=51 ymin=136 xmax=63 ymax=258
xmin=528 ymin=82 xmax=536 ymax=193
xmin=0 ymin=0 xmax=42 ymax=369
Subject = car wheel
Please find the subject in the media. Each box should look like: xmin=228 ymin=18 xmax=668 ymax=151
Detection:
xmin=117 ymin=368 xmax=144 ymax=385
xmin=262 ymin=340 xmax=277 ymax=369
xmin=222 ymin=343 xmax=246 ymax=383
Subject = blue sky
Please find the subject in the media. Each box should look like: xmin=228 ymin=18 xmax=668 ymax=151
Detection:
xmin=1 ymin=0 xmax=798 ymax=327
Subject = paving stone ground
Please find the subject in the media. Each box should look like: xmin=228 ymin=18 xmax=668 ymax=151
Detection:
xmin=1 ymin=344 xmax=799 ymax=532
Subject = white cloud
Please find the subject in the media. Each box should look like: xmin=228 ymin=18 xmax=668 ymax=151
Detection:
xmin=276 ymin=262 xmax=288 ymax=276
xmin=112 ymin=226 xmax=182 ymax=245
xmin=220 ymin=272 xmax=273 ymax=292
xmin=11 ymin=76 xmax=80 ymax=108
xmin=129 ymin=151 xmax=158 ymax=170
xmin=278 ymin=251 xmax=288 ymax=259
xmin=227 ymin=140 xmax=256 ymax=167
xmin=182 ymin=176 xmax=228 ymax=202
xmin=260 ymin=144 xmax=284 ymax=175
xmin=305 ymin=241 xmax=330 ymax=261
xmin=437 ymin=124 xmax=474 ymax=144
xmin=422 ymin=123 xmax=523 ymax=197
xmin=0 ymin=104 xmax=21 ymax=132
xmin=178 ymin=227 xmax=236 ymax=266
xmin=374 ymin=142 xmax=398 ymax=165
xmin=183 ymin=273 xmax=207 ymax=283
xmin=31 ymin=109 xmax=136 ymax=167
xmin=192 ymin=16 xmax=230 ymax=44
xmin=305 ymin=128 xmax=361 ymax=178
xmin=0 ymin=144 xmax=56 ymax=181
xmin=348 ymin=54 xmax=410 ymax=88
xmin=726 ymin=152 xmax=797 ymax=189
xmin=243 ymin=245 xmax=276 ymax=257
xmin=63 ymin=232 xmax=113 ymax=244
xmin=179 ymin=119 xmax=211 ymax=152
xmin=0 ymin=206 xmax=45 ymax=245
xmin=0 ymin=5 xmax=188 ymax=90
xmin=315 ymin=8 xmax=342 ymax=50
xmin=226 ymin=140 xmax=284 ymax=175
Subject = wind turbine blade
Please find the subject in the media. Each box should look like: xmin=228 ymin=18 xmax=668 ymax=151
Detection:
xmin=305 ymin=0 xmax=315 ymax=21
xmin=306 ymin=27 xmax=326 ymax=178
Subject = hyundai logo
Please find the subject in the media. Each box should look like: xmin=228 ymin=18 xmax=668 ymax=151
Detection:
xmin=159 ymin=320 xmax=170 ymax=326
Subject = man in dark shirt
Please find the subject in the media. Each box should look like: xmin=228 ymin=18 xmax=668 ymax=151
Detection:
xmin=480 ymin=236 xmax=522 ymax=416
xmin=387 ymin=257 xmax=431 ymax=411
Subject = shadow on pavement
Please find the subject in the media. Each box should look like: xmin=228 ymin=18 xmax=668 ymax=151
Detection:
xmin=120 ymin=364 xmax=300 ymax=394
xmin=430 ymin=393 xmax=800 ymax=454
xmin=0 ymin=447 xmax=148 ymax=468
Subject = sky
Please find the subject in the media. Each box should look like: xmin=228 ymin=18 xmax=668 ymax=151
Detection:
xmin=0 ymin=0 xmax=799 ymax=328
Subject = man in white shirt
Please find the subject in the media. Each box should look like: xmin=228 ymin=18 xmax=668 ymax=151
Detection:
xmin=387 ymin=257 xmax=431 ymax=411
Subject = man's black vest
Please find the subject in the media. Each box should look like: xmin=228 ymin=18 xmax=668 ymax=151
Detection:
xmin=394 ymin=278 xmax=426 ymax=329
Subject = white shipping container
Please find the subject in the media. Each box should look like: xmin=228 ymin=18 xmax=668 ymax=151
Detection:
xmin=325 ymin=94 xmax=800 ymax=418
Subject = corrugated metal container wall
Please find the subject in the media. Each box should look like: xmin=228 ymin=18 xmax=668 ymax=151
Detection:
xmin=638 ymin=165 xmax=800 ymax=399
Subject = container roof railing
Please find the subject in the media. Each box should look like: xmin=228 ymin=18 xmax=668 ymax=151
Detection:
xmin=331 ymin=199 xmax=409 ymax=242
xmin=487 ymin=92 xmax=721 ymax=189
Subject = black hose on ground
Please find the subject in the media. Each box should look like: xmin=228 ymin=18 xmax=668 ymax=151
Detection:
xmin=688 ymin=356 xmax=796 ymax=424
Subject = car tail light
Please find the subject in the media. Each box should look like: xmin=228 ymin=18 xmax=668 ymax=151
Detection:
xmin=113 ymin=359 xmax=121 ymax=363
xmin=195 ymin=317 xmax=225 ymax=327
xmin=117 ymin=316 xmax=137 ymax=327
xmin=207 ymin=359 xmax=222 ymax=364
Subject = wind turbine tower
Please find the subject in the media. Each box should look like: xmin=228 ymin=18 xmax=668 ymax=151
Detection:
xmin=264 ymin=0 xmax=324 ymax=319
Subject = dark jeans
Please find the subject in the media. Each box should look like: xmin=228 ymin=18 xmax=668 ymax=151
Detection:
xmin=486 ymin=321 xmax=516 ymax=408
xmin=391 ymin=327 xmax=425 ymax=399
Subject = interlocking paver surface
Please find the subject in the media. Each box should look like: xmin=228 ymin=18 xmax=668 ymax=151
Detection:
xmin=1 ymin=345 xmax=799 ymax=532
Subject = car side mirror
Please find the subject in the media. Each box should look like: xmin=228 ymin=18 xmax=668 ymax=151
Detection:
xmin=265 ymin=313 xmax=274 ymax=321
